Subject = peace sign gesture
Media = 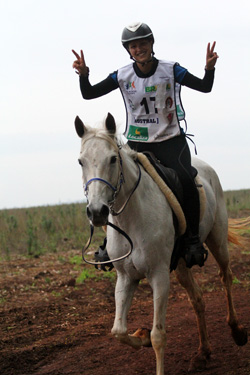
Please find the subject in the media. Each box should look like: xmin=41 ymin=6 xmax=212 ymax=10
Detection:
xmin=206 ymin=42 xmax=219 ymax=70
xmin=72 ymin=49 xmax=89 ymax=76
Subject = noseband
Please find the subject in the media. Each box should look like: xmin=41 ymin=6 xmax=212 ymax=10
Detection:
xmin=84 ymin=150 xmax=141 ymax=216
xmin=84 ymin=150 xmax=124 ymax=210
xmin=85 ymin=177 xmax=117 ymax=194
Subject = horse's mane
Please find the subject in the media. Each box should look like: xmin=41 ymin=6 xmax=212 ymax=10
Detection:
xmin=81 ymin=126 xmax=138 ymax=161
xmin=121 ymin=143 xmax=138 ymax=161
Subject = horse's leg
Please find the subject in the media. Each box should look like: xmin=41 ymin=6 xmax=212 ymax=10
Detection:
xmin=175 ymin=259 xmax=211 ymax=371
xmin=148 ymin=269 xmax=170 ymax=375
xmin=111 ymin=273 xmax=151 ymax=349
xmin=206 ymin=225 xmax=248 ymax=346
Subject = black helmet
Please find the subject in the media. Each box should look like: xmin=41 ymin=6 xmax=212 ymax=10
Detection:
xmin=121 ymin=22 xmax=154 ymax=49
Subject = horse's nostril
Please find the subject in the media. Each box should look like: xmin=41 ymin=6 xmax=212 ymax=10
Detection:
xmin=86 ymin=205 xmax=91 ymax=219
xmin=86 ymin=204 xmax=109 ymax=226
xmin=100 ymin=204 xmax=109 ymax=218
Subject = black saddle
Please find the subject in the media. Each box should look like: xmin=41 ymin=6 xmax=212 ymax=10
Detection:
xmin=141 ymin=151 xmax=199 ymax=272
xmin=141 ymin=151 xmax=197 ymax=207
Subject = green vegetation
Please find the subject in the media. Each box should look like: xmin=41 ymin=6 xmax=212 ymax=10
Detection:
xmin=224 ymin=189 xmax=250 ymax=214
xmin=232 ymin=276 xmax=241 ymax=285
xmin=0 ymin=203 xmax=105 ymax=259
xmin=76 ymin=268 xmax=116 ymax=284
xmin=76 ymin=268 xmax=98 ymax=283
xmin=0 ymin=189 xmax=249 ymax=260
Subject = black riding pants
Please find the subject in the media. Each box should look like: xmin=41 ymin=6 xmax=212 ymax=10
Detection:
xmin=128 ymin=134 xmax=200 ymax=236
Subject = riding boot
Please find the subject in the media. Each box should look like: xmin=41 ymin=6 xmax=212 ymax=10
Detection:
xmin=182 ymin=186 xmax=208 ymax=268
xmin=184 ymin=234 xmax=208 ymax=268
xmin=94 ymin=237 xmax=114 ymax=271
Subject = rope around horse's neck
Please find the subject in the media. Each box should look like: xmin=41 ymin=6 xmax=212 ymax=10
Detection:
xmin=137 ymin=153 xmax=186 ymax=236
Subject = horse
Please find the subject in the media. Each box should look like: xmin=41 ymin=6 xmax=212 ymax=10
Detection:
xmin=74 ymin=113 xmax=248 ymax=375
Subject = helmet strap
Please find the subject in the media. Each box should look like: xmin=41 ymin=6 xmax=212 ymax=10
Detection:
xmin=129 ymin=51 xmax=155 ymax=66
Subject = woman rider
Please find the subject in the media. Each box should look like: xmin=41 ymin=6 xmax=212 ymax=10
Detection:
xmin=72 ymin=22 xmax=219 ymax=268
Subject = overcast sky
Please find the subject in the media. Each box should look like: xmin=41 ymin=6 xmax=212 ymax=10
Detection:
xmin=1 ymin=0 xmax=249 ymax=209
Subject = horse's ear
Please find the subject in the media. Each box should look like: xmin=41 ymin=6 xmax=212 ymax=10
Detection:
xmin=75 ymin=116 xmax=86 ymax=138
xmin=105 ymin=113 xmax=116 ymax=135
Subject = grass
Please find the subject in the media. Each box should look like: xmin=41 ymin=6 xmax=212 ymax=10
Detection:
xmin=232 ymin=276 xmax=241 ymax=285
xmin=0 ymin=203 xmax=105 ymax=259
xmin=76 ymin=267 xmax=116 ymax=284
xmin=224 ymin=189 xmax=250 ymax=214
xmin=0 ymin=190 xmax=249 ymax=288
xmin=69 ymin=254 xmax=83 ymax=266
xmin=76 ymin=268 xmax=97 ymax=283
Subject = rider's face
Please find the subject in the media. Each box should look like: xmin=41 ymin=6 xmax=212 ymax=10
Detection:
xmin=128 ymin=38 xmax=152 ymax=63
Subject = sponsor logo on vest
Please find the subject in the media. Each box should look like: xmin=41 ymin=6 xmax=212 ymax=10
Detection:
xmin=167 ymin=113 xmax=173 ymax=124
xmin=128 ymin=99 xmax=136 ymax=111
xmin=127 ymin=125 xmax=149 ymax=141
xmin=124 ymin=81 xmax=136 ymax=90
xmin=176 ymin=104 xmax=184 ymax=120
xmin=145 ymin=85 xmax=157 ymax=93
xmin=134 ymin=118 xmax=158 ymax=124
xmin=166 ymin=97 xmax=173 ymax=109
xmin=166 ymin=83 xmax=171 ymax=91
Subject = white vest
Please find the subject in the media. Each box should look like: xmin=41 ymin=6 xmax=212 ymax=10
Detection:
xmin=117 ymin=60 xmax=185 ymax=142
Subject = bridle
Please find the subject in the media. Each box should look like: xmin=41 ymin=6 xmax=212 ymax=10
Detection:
xmin=84 ymin=150 xmax=124 ymax=213
xmin=82 ymin=148 xmax=141 ymax=267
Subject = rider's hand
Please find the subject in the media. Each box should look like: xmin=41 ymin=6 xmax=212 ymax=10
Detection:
xmin=72 ymin=49 xmax=89 ymax=76
xmin=206 ymin=42 xmax=219 ymax=70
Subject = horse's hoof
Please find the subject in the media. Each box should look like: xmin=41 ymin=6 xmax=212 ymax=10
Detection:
xmin=188 ymin=351 xmax=211 ymax=372
xmin=131 ymin=328 xmax=152 ymax=347
xmin=231 ymin=325 xmax=248 ymax=346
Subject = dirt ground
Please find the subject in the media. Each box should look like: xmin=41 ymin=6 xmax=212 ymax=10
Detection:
xmin=1 ymin=226 xmax=250 ymax=375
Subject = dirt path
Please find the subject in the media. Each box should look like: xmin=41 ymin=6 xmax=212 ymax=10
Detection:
xmin=1 ymin=240 xmax=250 ymax=375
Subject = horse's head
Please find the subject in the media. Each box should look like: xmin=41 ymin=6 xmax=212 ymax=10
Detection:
xmin=75 ymin=113 xmax=123 ymax=226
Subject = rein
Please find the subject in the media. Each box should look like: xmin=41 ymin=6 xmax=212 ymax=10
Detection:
xmin=82 ymin=221 xmax=133 ymax=267
xmin=82 ymin=153 xmax=141 ymax=267
xmin=109 ymin=161 xmax=141 ymax=216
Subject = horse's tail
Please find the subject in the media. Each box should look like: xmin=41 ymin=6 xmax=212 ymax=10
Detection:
xmin=228 ymin=216 xmax=250 ymax=246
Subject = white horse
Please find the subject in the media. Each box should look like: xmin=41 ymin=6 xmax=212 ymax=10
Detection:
xmin=74 ymin=113 xmax=247 ymax=375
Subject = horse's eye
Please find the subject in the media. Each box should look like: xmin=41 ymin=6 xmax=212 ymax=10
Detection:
xmin=78 ymin=159 xmax=83 ymax=166
xmin=110 ymin=156 xmax=117 ymax=164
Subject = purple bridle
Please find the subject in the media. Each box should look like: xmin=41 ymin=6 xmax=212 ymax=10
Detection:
xmin=84 ymin=151 xmax=125 ymax=208
xmin=83 ymin=149 xmax=141 ymax=216
xmin=82 ymin=149 xmax=142 ymax=267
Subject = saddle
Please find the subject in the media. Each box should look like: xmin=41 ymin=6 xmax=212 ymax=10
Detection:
xmin=141 ymin=151 xmax=198 ymax=208
xmin=139 ymin=151 xmax=200 ymax=272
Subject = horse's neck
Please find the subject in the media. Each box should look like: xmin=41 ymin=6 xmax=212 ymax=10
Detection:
xmin=120 ymin=149 xmax=140 ymax=193
xmin=113 ymin=148 xmax=153 ymax=214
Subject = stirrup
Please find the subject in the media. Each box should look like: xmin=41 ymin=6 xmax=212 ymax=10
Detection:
xmin=184 ymin=236 xmax=208 ymax=268
xmin=94 ymin=237 xmax=114 ymax=271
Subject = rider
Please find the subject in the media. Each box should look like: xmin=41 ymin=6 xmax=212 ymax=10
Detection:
xmin=72 ymin=22 xmax=219 ymax=268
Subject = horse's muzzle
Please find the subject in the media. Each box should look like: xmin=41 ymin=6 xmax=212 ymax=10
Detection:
xmin=86 ymin=203 xmax=110 ymax=227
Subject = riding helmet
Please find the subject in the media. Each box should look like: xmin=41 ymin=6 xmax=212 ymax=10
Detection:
xmin=121 ymin=22 xmax=154 ymax=50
